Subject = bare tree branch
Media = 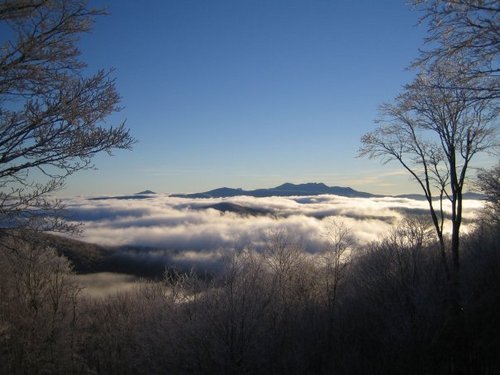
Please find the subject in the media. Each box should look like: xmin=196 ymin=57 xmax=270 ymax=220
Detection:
xmin=412 ymin=0 xmax=500 ymax=99
xmin=360 ymin=60 xmax=498 ymax=282
xmin=0 ymin=0 xmax=135 ymax=230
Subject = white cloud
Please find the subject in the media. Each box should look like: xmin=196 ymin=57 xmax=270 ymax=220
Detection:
xmin=75 ymin=272 xmax=143 ymax=298
xmin=63 ymin=194 xmax=483 ymax=269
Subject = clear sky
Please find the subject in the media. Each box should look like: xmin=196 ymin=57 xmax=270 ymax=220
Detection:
xmin=65 ymin=0 xmax=434 ymax=196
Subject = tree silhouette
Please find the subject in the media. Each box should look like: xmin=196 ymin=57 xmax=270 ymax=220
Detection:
xmin=0 ymin=0 xmax=134 ymax=230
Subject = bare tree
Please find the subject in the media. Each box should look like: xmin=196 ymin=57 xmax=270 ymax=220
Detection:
xmin=261 ymin=230 xmax=320 ymax=374
xmin=413 ymin=0 xmax=500 ymax=100
xmin=0 ymin=0 xmax=134 ymax=230
xmin=359 ymin=60 xmax=498 ymax=291
xmin=475 ymin=162 xmax=500 ymax=225
xmin=360 ymin=61 xmax=498 ymax=372
xmin=0 ymin=232 xmax=83 ymax=374
xmin=319 ymin=219 xmax=352 ymax=355
xmin=320 ymin=218 xmax=352 ymax=318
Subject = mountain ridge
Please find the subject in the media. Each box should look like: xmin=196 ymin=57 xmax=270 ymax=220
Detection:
xmin=171 ymin=182 xmax=376 ymax=199
xmin=86 ymin=183 xmax=485 ymax=201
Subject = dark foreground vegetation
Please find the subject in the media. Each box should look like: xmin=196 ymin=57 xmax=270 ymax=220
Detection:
xmin=1 ymin=213 xmax=499 ymax=375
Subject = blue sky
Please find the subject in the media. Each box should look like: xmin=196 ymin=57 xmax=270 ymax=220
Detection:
xmin=67 ymin=0 xmax=429 ymax=196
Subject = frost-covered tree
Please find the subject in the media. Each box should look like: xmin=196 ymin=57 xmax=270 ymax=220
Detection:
xmin=413 ymin=0 xmax=500 ymax=100
xmin=360 ymin=59 xmax=498 ymax=288
xmin=0 ymin=0 xmax=134 ymax=230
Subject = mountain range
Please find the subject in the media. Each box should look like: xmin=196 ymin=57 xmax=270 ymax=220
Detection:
xmin=88 ymin=183 xmax=484 ymax=201
xmin=171 ymin=182 xmax=484 ymax=200
xmin=171 ymin=182 xmax=376 ymax=199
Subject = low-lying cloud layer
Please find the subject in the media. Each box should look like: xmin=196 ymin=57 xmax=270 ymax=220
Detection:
xmin=64 ymin=194 xmax=483 ymax=255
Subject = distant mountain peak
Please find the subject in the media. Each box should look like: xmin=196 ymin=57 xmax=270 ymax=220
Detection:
xmin=275 ymin=182 xmax=296 ymax=189
xmin=135 ymin=190 xmax=156 ymax=195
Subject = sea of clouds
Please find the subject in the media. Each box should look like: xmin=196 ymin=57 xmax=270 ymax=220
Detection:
xmin=63 ymin=193 xmax=484 ymax=295
xmin=64 ymin=193 xmax=483 ymax=253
